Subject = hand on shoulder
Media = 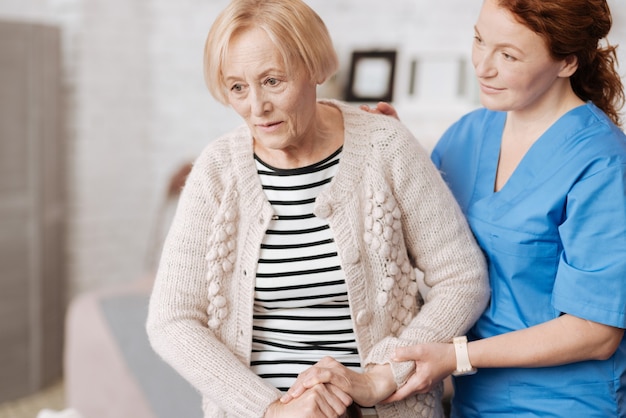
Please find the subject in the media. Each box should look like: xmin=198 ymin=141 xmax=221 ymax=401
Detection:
xmin=359 ymin=102 xmax=400 ymax=120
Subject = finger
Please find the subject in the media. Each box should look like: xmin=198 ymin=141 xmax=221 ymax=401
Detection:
xmin=299 ymin=363 xmax=340 ymax=389
xmin=359 ymin=104 xmax=384 ymax=115
xmin=282 ymin=369 xmax=332 ymax=402
xmin=316 ymin=384 xmax=349 ymax=417
xmin=380 ymin=372 xmax=431 ymax=404
xmin=380 ymin=390 xmax=403 ymax=404
xmin=392 ymin=345 xmax=422 ymax=362
xmin=282 ymin=366 xmax=322 ymax=401
xmin=283 ymin=358 xmax=351 ymax=403
xmin=326 ymin=383 xmax=353 ymax=407
xmin=380 ymin=382 xmax=416 ymax=404
xmin=375 ymin=102 xmax=399 ymax=119
xmin=281 ymin=379 xmax=308 ymax=402
xmin=281 ymin=379 xmax=311 ymax=402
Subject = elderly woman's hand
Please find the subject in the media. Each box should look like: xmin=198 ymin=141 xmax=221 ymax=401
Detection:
xmin=280 ymin=356 xmax=397 ymax=408
xmin=266 ymin=382 xmax=352 ymax=418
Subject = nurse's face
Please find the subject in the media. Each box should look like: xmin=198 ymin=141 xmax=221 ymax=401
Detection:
xmin=471 ymin=0 xmax=572 ymax=114
xmin=223 ymin=27 xmax=318 ymax=156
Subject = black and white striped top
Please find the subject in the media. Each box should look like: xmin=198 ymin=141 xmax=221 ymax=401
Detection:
xmin=251 ymin=147 xmax=364 ymax=393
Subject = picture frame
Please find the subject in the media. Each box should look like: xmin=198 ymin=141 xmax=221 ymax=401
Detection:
xmin=345 ymin=50 xmax=397 ymax=103
xmin=406 ymin=54 xmax=474 ymax=102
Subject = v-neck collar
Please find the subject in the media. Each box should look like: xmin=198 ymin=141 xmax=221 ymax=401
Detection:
xmin=477 ymin=104 xmax=590 ymax=205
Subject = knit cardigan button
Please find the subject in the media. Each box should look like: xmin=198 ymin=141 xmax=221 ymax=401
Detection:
xmin=356 ymin=310 xmax=371 ymax=326
xmin=343 ymin=247 xmax=360 ymax=264
xmin=316 ymin=203 xmax=332 ymax=219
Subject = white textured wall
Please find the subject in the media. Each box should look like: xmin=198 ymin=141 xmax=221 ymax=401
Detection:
xmin=0 ymin=0 xmax=624 ymax=296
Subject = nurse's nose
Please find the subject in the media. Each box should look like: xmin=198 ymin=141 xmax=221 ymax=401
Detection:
xmin=473 ymin=50 xmax=496 ymax=79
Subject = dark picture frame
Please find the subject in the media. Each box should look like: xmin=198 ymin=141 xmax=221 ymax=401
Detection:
xmin=345 ymin=50 xmax=397 ymax=103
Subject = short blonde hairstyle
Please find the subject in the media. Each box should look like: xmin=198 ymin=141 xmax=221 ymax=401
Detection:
xmin=204 ymin=0 xmax=339 ymax=105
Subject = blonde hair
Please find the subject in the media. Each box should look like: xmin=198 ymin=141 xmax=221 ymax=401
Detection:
xmin=204 ymin=0 xmax=339 ymax=105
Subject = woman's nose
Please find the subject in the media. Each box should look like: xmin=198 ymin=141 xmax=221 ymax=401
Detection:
xmin=250 ymin=87 xmax=269 ymax=116
xmin=473 ymin=50 xmax=496 ymax=78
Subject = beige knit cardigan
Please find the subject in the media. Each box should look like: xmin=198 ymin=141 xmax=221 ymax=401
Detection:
xmin=146 ymin=100 xmax=489 ymax=418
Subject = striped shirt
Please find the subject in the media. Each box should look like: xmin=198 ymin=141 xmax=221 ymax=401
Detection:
xmin=251 ymin=147 xmax=364 ymax=392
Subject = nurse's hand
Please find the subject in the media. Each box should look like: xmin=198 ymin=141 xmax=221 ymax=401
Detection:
xmin=359 ymin=102 xmax=400 ymax=120
xmin=266 ymin=382 xmax=351 ymax=418
xmin=280 ymin=356 xmax=396 ymax=407
xmin=382 ymin=342 xmax=456 ymax=403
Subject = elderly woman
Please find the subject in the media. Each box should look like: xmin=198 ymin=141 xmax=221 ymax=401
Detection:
xmin=146 ymin=0 xmax=489 ymax=417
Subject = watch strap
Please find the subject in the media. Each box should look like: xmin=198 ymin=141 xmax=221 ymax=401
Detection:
xmin=452 ymin=336 xmax=477 ymax=376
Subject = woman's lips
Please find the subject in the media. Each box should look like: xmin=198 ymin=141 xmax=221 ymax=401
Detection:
xmin=479 ymin=83 xmax=503 ymax=94
xmin=257 ymin=121 xmax=283 ymax=132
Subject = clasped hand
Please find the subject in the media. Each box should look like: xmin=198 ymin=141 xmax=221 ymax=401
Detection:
xmin=268 ymin=342 xmax=456 ymax=417
xmin=267 ymin=356 xmax=396 ymax=418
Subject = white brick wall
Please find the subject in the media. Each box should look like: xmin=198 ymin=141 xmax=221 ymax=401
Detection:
xmin=1 ymin=0 xmax=625 ymax=296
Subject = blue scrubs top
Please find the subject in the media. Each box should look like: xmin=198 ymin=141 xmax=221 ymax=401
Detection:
xmin=431 ymin=103 xmax=626 ymax=417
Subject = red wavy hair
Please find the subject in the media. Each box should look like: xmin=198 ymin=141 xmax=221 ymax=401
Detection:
xmin=499 ymin=0 xmax=624 ymax=126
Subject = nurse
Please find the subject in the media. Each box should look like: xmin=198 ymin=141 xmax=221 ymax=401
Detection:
xmin=374 ymin=0 xmax=626 ymax=416
xmin=304 ymin=0 xmax=626 ymax=416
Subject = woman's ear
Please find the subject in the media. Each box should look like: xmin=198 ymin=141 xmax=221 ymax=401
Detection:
xmin=559 ymin=54 xmax=579 ymax=78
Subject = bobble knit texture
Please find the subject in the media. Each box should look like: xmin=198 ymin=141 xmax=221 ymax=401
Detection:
xmin=146 ymin=100 xmax=489 ymax=418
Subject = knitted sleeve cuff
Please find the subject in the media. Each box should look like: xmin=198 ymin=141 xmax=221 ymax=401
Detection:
xmin=389 ymin=360 xmax=415 ymax=388
xmin=363 ymin=335 xmax=415 ymax=388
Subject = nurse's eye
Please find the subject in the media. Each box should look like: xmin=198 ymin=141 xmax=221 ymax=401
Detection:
xmin=472 ymin=29 xmax=485 ymax=47
xmin=502 ymin=52 xmax=517 ymax=62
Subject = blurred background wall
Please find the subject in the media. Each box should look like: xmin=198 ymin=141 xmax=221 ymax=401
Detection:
xmin=0 ymin=0 xmax=624 ymax=299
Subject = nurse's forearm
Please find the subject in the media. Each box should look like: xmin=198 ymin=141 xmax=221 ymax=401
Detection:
xmin=468 ymin=314 xmax=623 ymax=369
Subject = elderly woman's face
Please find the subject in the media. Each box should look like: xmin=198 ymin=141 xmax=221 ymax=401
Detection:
xmin=223 ymin=27 xmax=318 ymax=154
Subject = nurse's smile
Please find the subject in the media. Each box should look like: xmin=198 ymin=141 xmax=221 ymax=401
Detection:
xmin=479 ymin=83 xmax=504 ymax=94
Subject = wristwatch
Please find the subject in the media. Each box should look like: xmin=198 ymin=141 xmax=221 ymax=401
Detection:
xmin=452 ymin=336 xmax=477 ymax=376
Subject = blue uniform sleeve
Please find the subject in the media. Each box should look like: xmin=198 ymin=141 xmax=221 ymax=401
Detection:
xmin=553 ymin=161 xmax=626 ymax=328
